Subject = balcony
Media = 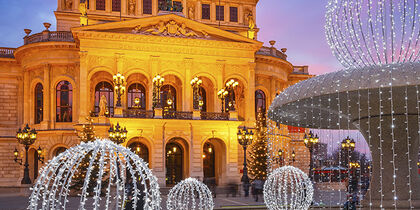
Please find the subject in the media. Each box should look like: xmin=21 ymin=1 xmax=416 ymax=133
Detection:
xmin=24 ymin=31 xmax=74 ymax=45
xmin=200 ymin=112 xmax=229 ymax=120
xmin=0 ymin=47 xmax=16 ymax=58
xmin=102 ymin=108 xmax=235 ymax=121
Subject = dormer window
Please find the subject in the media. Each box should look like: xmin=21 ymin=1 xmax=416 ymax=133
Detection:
xmin=143 ymin=0 xmax=152 ymax=14
xmin=216 ymin=5 xmax=224 ymax=21
xmin=230 ymin=7 xmax=238 ymax=22
xmin=202 ymin=4 xmax=210 ymax=20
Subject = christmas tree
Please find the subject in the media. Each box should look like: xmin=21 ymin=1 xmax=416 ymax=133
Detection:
xmin=70 ymin=113 xmax=109 ymax=196
xmin=248 ymin=111 xmax=268 ymax=180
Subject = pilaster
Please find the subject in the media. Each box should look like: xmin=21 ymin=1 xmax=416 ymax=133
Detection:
xmin=23 ymin=70 xmax=30 ymax=125
xmin=183 ymin=58 xmax=193 ymax=111
xmin=41 ymin=64 xmax=51 ymax=129
xmin=245 ymin=62 xmax=256 ymax=125
xmin=121 ymin=0 xmax=127 ymax=15
xmin=210 ymin=2 xmax=216 ymax=22
xmin=215 ymin=60 xmax=225 ymax=113
xmin=79 ymin=51 xmax=89 ymax=123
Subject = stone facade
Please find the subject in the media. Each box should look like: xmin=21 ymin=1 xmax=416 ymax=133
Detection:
xmin=0 ymin=0 xmax=312 ymax=187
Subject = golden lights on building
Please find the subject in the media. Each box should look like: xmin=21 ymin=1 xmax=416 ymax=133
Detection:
xmin=0 ymin=0 xmax=312 ymax=187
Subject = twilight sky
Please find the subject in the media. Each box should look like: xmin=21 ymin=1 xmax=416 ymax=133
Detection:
xmin=0 ymin=0 xmax=342 ymax=75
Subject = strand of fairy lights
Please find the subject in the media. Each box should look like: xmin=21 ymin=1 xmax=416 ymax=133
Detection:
xmin=367 ymin=87 xmax=373 ymax=208
xmin=404 ymin=75 xmax=413 ymax=208
xmin=167 ymin=177 xmax=213 ymax=210
xmin=378 ymin=84 xmax=384 ymax=208
xmin=389 ymin=66 xmax=398 ymax=209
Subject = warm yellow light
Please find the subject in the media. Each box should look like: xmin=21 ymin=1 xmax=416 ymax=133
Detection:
xmin=202 ymin=154 xmax=206 ymax=158
xmin=173 ymin=147 xmax=177 ymax=153
xmin=136 ymin=146 xmax=140 ymax=153
xmin=208 ymin=147 xmax=212 ymax=153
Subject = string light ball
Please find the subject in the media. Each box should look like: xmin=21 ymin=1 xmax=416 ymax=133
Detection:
xmin=29 ymin=139 xmax=161 ymax=210
xmin=264 ymin=166 xmax=313 ymax=210
xmin=325 ymin=0 xmax=420 ymax=68
xmin=166 ymin=177 xmax=214 ymax=210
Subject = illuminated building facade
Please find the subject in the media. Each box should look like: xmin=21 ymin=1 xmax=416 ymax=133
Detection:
xmin=0 ymin=0 xmax=312 ymax=187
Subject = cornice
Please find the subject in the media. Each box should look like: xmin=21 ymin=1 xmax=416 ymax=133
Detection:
xmin=14 ymin=42 xmax=78 ymax=62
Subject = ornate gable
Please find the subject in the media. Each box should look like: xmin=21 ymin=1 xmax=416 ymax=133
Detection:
xmin=72 ymin=14 xmax=262 ymax=44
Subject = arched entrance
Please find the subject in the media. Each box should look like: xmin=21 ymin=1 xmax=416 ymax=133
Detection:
xmin=166 ymin=138 xmax=189 ymax=186
xmin=53 ymin=147 xmax=67 ymax=157
xmin=128 ymin=141 xmax=149 ymax=163
xmin=28 ymin=148 xmax=39 ymax=181
xmin=166 ymin=142 xmax=183 ymax=185
xmin=202 ymin=138 xmax=227 ymax=186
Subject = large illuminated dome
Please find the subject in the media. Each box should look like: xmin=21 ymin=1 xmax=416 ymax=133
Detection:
xmin=325 ymin=0 xmax=420 ymax=68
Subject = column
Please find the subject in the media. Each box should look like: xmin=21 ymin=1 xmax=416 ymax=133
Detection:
xmin=215 ymin=60 xmax=225 ymax=113
xmin=106 ymin=0 xmax=112 ymax=13
xmin=245 ymin=62 xmax=256 ymax=125
xmin=152 ymin=0 xmax=158 ymax=15
xmin=41 ymin=64 xmax=51 ymax=129
xmin=137 ymin=0 xmax=142 ymax=15
xmin=196 ymin=1 xmax=201 ymax=21
xmin=152 ymin=123 xmax=165 ymax=186
xmin=183 ymin=58 xmax=193 ymax=112
xmin=23 ymin=70 xmax=30 ymax=125
xmin=79 ymin=51 xmax=89 ymax=123
xmin=182 ymin=0 xmax=187 ymax=16
xmin=238 ymin=5 xmax=244 ymax=24
xmin=269 ymin=76 xmax=275 ymax=106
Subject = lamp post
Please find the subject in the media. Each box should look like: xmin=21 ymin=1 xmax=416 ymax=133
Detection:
xmin=14 ymin=124 xmax=38 ymax=184
xmin=237 ymin=127 xmax=254 ymax=196
xmin=224 ymin=79 xmax=239 ymax=111
xmin=277 ymin=149 xmax=284 ymax=166
xmin=342 ymin=136 xmax=356 ymax=193
xmin=113 ymin=73 xmax=126 ymax=107
xmin=290 ymin=150 xmax=296 ymax=165
xmin=217 ymin=88 xmax=229 ymax=112
xmin=190 ymin=76 xmax=203 ymax=111
xmin=152 ymin=74 xmax=164 ymax=109
xmin=108 ymin=122 xmax=128 ymax=145
xmin=304 ymin=131 xmax=319 ymax=180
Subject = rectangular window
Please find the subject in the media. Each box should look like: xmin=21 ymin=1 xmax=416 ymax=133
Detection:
xmin=230 ymin=7 xmax=238 ymax=22
xmin=202 ymin=4 xmax=210 ymax=20
xmin=143 ymin=0 xmax=152 ymax=14
xmin=96 ymin=0 xmax=105 ymax=10
xmin=112 ymin=0 xmax=121 ymax=12
xmin=173 ymin=1 xmax=183 ymax=12
xmin=216 ymin=5 xmax=224 ymax=21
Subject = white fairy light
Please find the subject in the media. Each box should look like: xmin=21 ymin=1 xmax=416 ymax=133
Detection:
xmin=264 ymin=166 xmax=314 ymax=210
xmin=29 ymin=139 xmax=161 ymax=210
xmin=166 ymin=177 xmax=214 ymax=210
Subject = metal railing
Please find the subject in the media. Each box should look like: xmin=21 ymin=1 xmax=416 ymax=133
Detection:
xmin=24 ymin=31 xmax=74 ymax=45
xmin=201 ymin=112 xmax=230 ymax=120
xmin=163 ymin=111 xmax=193 ymax=120
xmin=0 ymin=47 xmax=16 ymax=58
xmin=123 ymin=109 xmax=154 ymax=119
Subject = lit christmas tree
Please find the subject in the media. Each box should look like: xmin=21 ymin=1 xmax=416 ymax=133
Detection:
xmin=70 ymin=113 xmax=109 ymax=196
xmin=248 ymin=111 xmax=268 ymax=180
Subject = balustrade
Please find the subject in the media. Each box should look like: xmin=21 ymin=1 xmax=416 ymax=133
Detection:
xmin=24 ymin=31 xmax=74 ymax=45
xmin=0 ymin=47 xmax=16 ymax=58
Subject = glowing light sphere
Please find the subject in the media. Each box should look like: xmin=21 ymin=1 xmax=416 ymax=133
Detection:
xmin=264 ymin=166 xmax=313 ymax=210
xmin=325 ymin=0 xmax=420 ymax=68
xmin=166 ymin=177 xmax=214 ymax=210
xmin=29 ymin=139 xmax=161 ymax=210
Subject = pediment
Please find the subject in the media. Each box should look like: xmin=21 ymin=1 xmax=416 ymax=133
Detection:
xmin=72 ymin=14 xmax=261 ymax=44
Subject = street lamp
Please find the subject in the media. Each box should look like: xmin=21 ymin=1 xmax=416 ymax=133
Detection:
xmin=190 ymin=76 xmax=203 ymax=111
xmin=290 ymin=150 xmax=296 ymax=164
xmin=304 ymin=131 xmax=319 ymax=179
xmin=152 ymin=74 xmax=165 ymax=108
xmin=108 ymin=122 xmax=128 ymax=145
xmin=224 ymin=79 xmax=239 ymax=111
xmin=237 ymin=127 xmax=254 ymax=196
xmin=277 ymin=149 xmax=284 ymax=166
xmin=217 ymin=88 xmax=229 ymax=112
xmin=342 ymin=136 xmax=356 ymax=194
xmin=14 ymin=124 xmax=38 ymax=184
xmin=113 ymin=72 xmax=126 ymax=107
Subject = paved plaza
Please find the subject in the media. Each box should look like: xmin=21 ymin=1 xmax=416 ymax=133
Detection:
xmin=0 ymin=189 xmax=347 ymax=210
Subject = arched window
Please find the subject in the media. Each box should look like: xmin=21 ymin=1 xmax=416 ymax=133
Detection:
xmin=199 ymin=87 xmax=207 ymax=112
xmin=161 ymin=85 xmax=176 ymax=111
xmin=34 ymin=83 xmax=43 ymax=124
xmin=54 ymin=147 xmax=67 ymax=157
xmin=127 ymin=83 xmax=146 ymax=109
xmin=255 ymin=89 xmax=266 ymax=114
xmin=56 ymin=81 xmax=73 ymax=122
xmin=94 ymin=81 xmax=114 ymax=116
